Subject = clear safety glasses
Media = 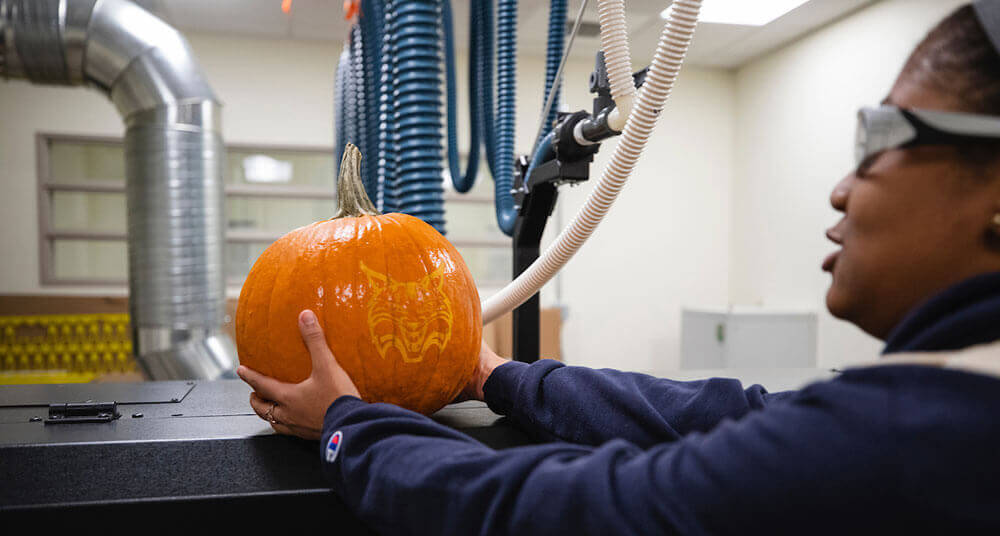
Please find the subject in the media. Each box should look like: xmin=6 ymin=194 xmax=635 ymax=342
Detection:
xmin=855 ymin=105 xmax=1000 ymax=170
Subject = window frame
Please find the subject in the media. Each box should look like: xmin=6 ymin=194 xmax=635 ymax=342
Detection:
xmin=37 ymin=132 xmax=510 ymax=288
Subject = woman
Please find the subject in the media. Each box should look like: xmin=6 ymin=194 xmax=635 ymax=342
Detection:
xmin=238 ymin=3 xmax=1000 ymax=533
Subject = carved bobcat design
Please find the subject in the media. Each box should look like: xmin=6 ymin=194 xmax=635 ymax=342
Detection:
xmin=361 ymin=262 xmax=453 ymax=363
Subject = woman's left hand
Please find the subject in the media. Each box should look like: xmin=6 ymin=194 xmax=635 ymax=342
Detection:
xmin=237 ymin=309 xmax=362 ymax=440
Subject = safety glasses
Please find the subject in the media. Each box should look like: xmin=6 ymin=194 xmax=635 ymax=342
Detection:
xmin=855 ymin=105 xmax=1000 ymax=170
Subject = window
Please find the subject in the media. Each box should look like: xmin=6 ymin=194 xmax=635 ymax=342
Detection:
xmin=38 ymin=134 xmax=512 ymax=288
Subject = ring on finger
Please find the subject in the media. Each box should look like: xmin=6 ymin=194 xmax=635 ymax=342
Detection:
xmin=264 ymin=401 xmax=278 ymax=424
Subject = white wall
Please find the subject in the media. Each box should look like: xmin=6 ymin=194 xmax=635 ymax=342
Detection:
xmin=554 ymin=66 xmax=735 ymax=374
xmin=731 ymin=0 xmax=968 ymax=368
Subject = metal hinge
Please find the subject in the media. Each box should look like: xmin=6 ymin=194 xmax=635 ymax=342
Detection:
xmin=45 ymin=402 xmax=120 ymax=425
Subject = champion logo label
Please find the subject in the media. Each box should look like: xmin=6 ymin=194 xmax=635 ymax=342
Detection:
xmin=326 ymin=430 xmax=343 ymax=463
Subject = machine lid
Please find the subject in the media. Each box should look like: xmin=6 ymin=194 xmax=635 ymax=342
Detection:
xmin=0 ymin=381 xmax=194 ymax=407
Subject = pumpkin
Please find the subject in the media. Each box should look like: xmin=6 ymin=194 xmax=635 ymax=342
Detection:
xmin=235 ymin=143 xmax=482 ymax=415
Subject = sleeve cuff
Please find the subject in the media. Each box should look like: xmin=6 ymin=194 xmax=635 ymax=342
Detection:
xmin=483 ymin=360 xmax=528 ymax=415
xmin=324 ymin=394 xmax=366 ymax=428
xmin=484 ymin=358 xmax=576 ymax=416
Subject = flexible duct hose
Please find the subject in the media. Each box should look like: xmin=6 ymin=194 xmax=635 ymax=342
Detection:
xmin=342 ymin=27 xmax=360 ymax=171
xmin=526 ymin=131 xmax=557 ymax=186
xmin=392 ymin=0 xmax=447 ymax=233
xmin=493 ymin=0 xmax=519 ymax=236
xmin=443 ymin=0 xmax=481 ymax=193
xmin=488 ymin=0 xmax=564 ymax=235
xmin=1 ymin=0 xmax=238 ymax=379
xmin=359 ymin=0 xmax=384 ymax=201
xmin=378 ymin=3 xmax=398 ymax=213
xmin=350 ymin=23 xmax=377 ymax=199
xmin=482 ymin=0 xmax=703 ymax=322
xmin=597 ymin=0 xmax=635 ymax=131
xmin=334 ymin=49 xmax=350 ymax=177
xmin=478 ymin=0 xmax=498 ymax=177
xmin=541 ymin=0 xmax=567 ymax=138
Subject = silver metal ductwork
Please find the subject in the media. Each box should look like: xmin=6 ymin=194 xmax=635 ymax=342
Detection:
xmin=1 ymin=0 xmax=237 ymax=379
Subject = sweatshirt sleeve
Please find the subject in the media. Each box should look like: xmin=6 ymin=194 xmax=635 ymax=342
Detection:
xmin=320 ymin=378 xmax=892 ymax=536
xmin=482 ymin=359 xmax=795 ymax=447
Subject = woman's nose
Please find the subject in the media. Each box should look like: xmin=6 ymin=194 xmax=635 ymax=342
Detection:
xmin=830 ymin=174 xmax=852 ymax=212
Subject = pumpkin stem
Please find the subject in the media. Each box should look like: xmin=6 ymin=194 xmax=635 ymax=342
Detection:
xmin=334 ymin=143 xmax=380 ymax=219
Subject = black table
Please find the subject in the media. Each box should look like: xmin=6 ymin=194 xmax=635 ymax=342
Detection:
xmin=0 ymin=380 xmax=536 ymax=529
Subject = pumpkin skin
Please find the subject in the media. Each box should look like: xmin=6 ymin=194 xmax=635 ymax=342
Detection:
xmin=235 ymin=145 xmax=481 ymax=415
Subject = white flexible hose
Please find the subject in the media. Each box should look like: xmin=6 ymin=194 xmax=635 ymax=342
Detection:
xmin=597 ymin=0 xmax=636 ymax=131
xmin=482 ymin=0 xmax=702 ymax=323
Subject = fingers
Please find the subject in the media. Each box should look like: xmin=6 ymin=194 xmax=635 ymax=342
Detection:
xmin=237 ymin=365 xmax=289 ymax=403
xmin=249 ymin=391 xmax=277 ymax=421
xmin=249 ymin=392 xmax=321 ymax=440
xmin=299 ymin=309 xmax=337 ymax=373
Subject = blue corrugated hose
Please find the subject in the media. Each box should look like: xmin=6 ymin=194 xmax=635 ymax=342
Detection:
xmin=351 ymin=24 xmax=368 ymax=192
xmin=391 ymin=0 xmax=447 ymax=233
xmin=333 ymin=49 xmax=350 ymax=177
xmin=492 ymin=0 xmax=519 ymax=235
xmin=443 ymin=0 xmax=481 ymax=193
xmin=334 ymin=0 xmax=563 ymax=237
xmin=542 ymin=0 xmax=566 ymax=139
xmin=341 ymin=31 xmax=359 ymax=176
xmin=527 ymin=131 xmax=557 ymax=188
xmin=359 ymin=0 xmax=384 ymax=203
xmin=378 ymin=4 xmax=397 ymax=213
xmin=479 ymin=0 xmax=498 ymax=178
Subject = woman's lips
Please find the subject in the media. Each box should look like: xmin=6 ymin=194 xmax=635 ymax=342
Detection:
xmin=824 ymin=226 xmax=843 ymax=272
xmin=822 ymin=250 xmax=840 ymax=272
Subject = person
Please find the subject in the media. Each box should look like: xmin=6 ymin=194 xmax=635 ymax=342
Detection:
xmin=237 ymin=3 xmax=1000 ymax=534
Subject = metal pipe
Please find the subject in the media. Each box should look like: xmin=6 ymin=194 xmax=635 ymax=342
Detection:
xmin=1 ymin=0 xmax=237 ymax=380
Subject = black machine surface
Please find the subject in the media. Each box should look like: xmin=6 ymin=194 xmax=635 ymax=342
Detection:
xmin=0 ymin=380 xmax=535 ymax=528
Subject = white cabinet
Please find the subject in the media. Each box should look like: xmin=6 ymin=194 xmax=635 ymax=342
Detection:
xmin=681 ymin=308 xmax=817 ymax=369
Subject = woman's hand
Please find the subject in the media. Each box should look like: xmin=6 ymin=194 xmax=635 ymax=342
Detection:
xmin=454 ymin=340 xmax=510 ymax=403
xmin=237 ymin=309 xmax=361 ymax=440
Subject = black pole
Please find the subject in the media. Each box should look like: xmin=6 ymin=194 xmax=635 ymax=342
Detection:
xmin=511 ymin=182 xmax=557 ymax=363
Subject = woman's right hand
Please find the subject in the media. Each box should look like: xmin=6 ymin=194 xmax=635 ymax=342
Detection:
xmin=454 ymin=340 xmax=510 ymax=403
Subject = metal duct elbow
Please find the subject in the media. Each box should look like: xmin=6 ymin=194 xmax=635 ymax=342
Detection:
xmin=1 ymin=0 xmax=237 ymax=380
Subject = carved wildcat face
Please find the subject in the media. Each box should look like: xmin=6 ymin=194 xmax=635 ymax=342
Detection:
xmin=361 ymin=262 xmax=453 ymax=363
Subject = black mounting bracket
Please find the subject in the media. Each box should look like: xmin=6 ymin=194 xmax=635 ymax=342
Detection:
xmin=508 ymin=53 xmax=648 ymax=363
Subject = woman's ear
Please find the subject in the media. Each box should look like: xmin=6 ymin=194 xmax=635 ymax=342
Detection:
xmin=986 ymin=205 xmax=1000 ymax=253
xmin=982 ymin=159 xmax=1000 ymax=252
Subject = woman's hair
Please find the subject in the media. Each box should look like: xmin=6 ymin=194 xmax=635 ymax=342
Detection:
xmin=902 ymin=5 xmax=1000 ymax=115
xmin=901 ymin=5 xmax=1000 ymax=167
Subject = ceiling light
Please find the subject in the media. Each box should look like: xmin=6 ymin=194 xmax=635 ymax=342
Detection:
xmin=661 ymin=0 xmax=810 ymax=26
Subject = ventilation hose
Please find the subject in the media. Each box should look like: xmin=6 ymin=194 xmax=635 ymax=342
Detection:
xmin=478 ymin=0 xmax=498 ymax=177
xmin=334 ymin=49 xmax=350 ymax=177
xmin=341 ymin=25 xmax=362 ymax=178
xmin=492 ymin=0 xmax=519 ymax=236
xmin=526 ymin=131 xmax=556 ymax=187
xmin=482 ymin=0 xmax=703 ymax=322
xmin=443 ymin=0 xmax=481 ymax=193
xmin=350 ymin=23 xmax=367 ymax=183
xmin=488 ymin=0 xmax=565 ymax=235
xmin=392 ymin=0 xmax=447 ymax=233
xmin=359 ymin=0 xmax=385 ymax=202
xmin=541 ymin=0 xmax=567 ymax=139
xmin=378 ymin=4 xmax=398 ymax=213
xmin=337 ymin=0 xmax=447 ymax=230
xmin=597 ymin=0 xmax=636 ymax=131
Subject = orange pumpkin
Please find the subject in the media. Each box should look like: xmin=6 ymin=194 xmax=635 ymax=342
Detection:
xmin=235 ymin=143 xmax=481 ymax=415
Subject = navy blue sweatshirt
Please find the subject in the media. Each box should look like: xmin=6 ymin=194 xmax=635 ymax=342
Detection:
xmin=320 ymin=272 xmax=1000 ymax=535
